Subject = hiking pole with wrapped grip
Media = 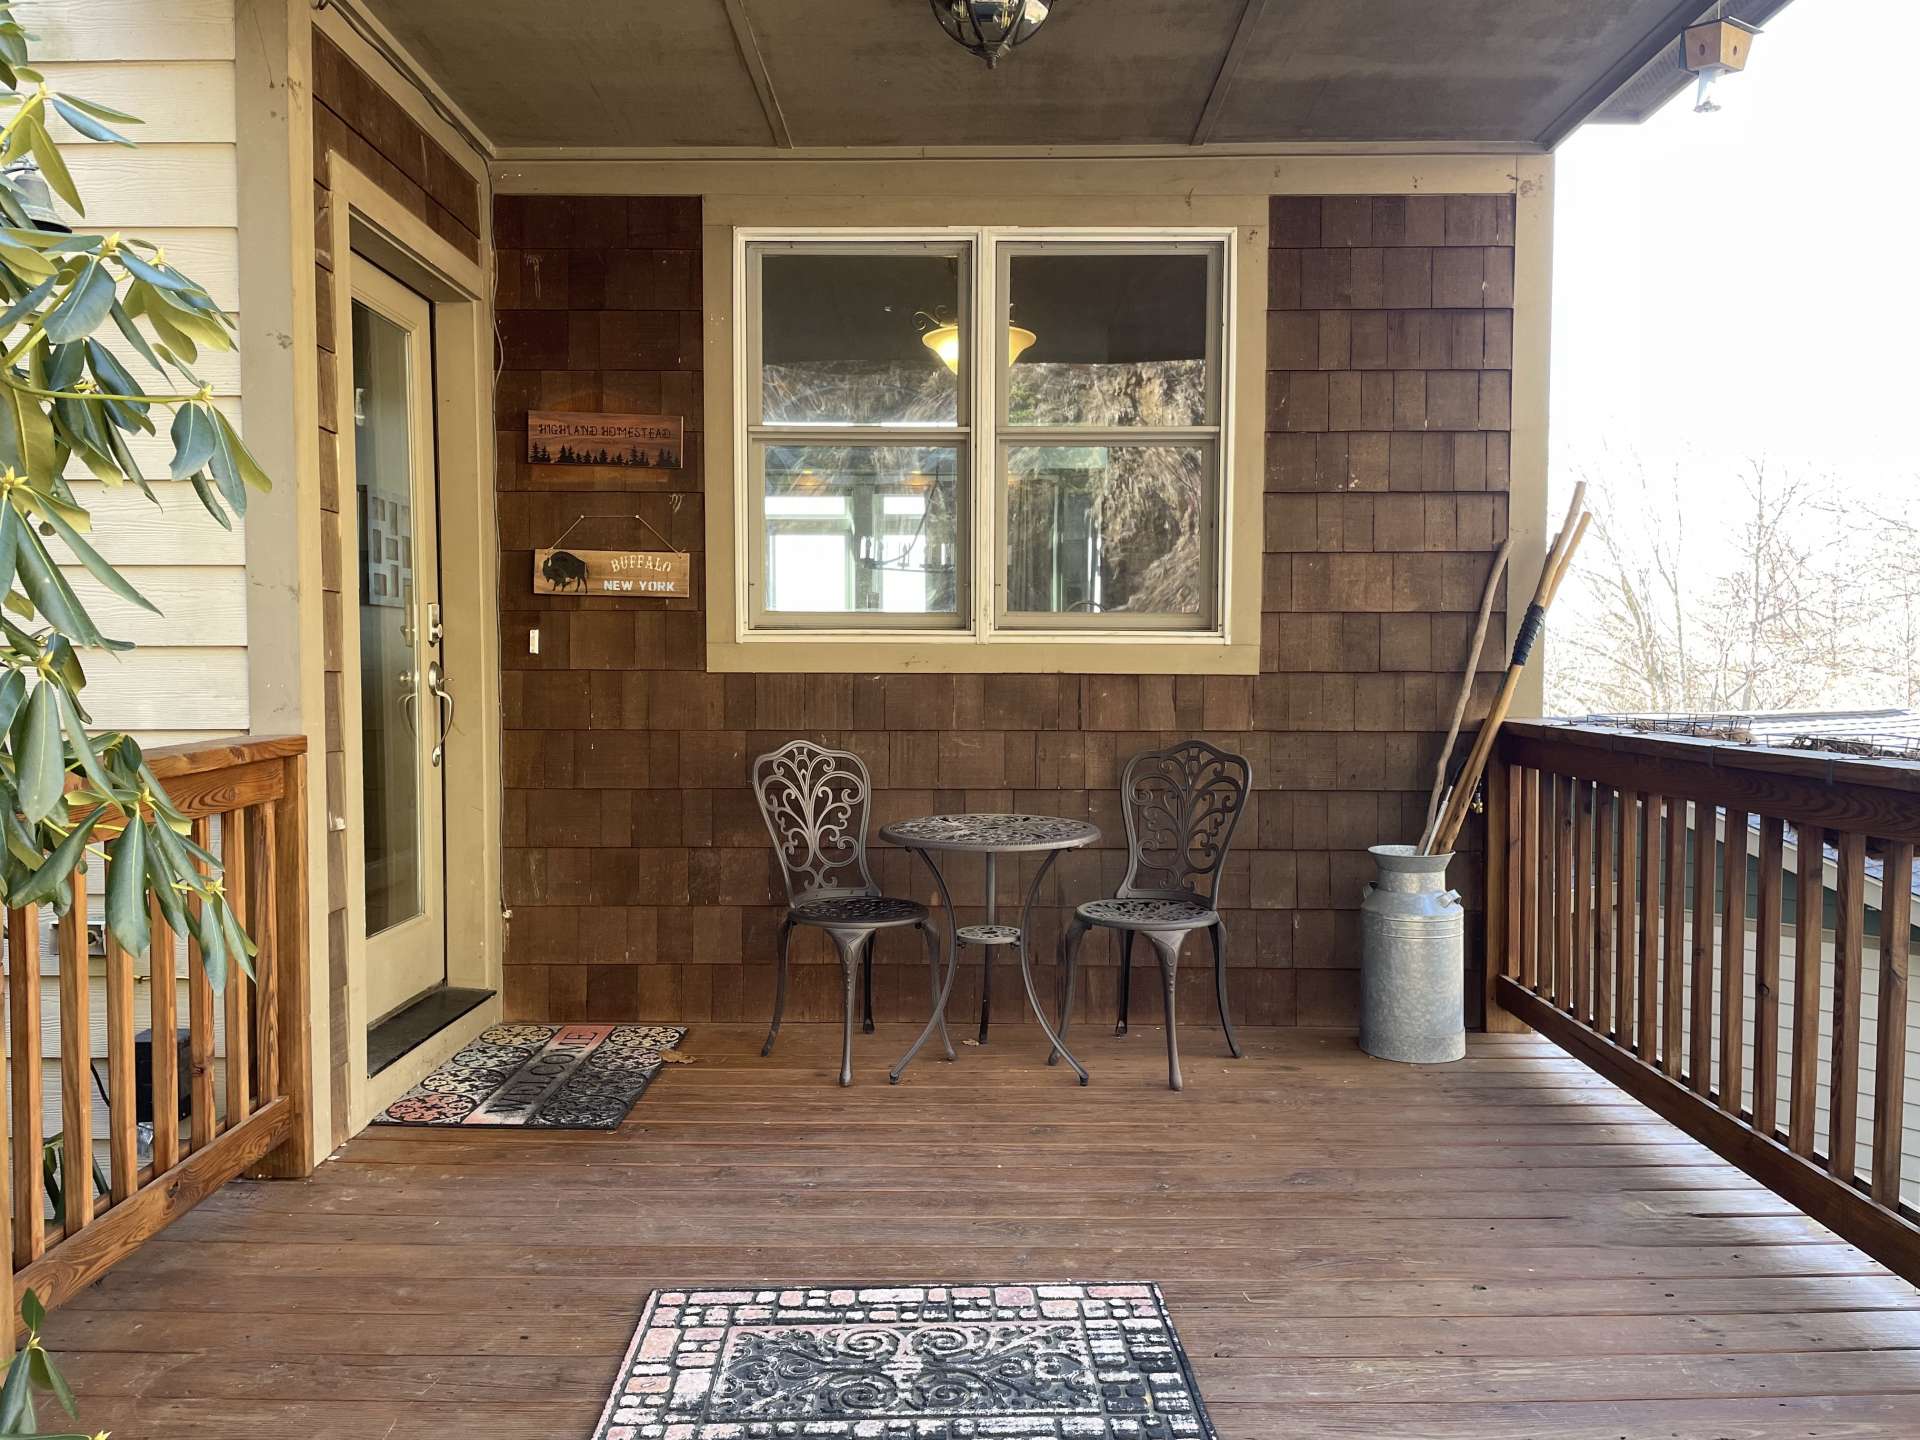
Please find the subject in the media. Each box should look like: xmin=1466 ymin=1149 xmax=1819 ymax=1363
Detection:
xmin=1423 ymin=486 xmax=1591 ymax=856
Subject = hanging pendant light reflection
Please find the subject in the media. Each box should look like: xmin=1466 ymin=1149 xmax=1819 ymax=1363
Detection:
xmin=920 ymin=322 xmax=1037 ymax=375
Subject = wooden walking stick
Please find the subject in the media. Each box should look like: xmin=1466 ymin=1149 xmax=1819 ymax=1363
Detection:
xmin=1423 ymin=486 xmax=1591 ymax=856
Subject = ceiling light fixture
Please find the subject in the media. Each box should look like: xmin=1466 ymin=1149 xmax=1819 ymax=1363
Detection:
xmin=930 ymin=0 xmax=1054 ymax=69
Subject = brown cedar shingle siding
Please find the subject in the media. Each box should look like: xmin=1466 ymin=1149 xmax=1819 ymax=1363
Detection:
xmin=312 ymin=31 xmax=484 ymax=1141
xmin=493 ymin=193 xmax=1512 ymax=1030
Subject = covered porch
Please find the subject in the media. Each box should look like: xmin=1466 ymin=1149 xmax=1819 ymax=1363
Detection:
xmin=43 ymin=1022 xmax=1920 ymax=1439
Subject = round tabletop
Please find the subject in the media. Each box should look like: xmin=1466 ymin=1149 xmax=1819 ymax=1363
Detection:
xmin=879 ymin=812 xmax=1100 ymax=854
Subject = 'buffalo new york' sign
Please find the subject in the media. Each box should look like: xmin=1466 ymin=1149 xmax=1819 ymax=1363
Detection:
xmin=528 ymin=411 xmax=683 ymax=469
xmin=534 ymin=548 xmax=690 ymax=598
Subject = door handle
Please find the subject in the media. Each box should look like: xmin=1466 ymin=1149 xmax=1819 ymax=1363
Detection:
xmin=399 ymin=668 xmax=417 ymax=735
xmin=425 ymin=659 xmax=455 ymax=767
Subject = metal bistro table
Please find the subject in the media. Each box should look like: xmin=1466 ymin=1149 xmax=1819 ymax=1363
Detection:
xmin=881 ymin=813 xmax=1100 ymax=1086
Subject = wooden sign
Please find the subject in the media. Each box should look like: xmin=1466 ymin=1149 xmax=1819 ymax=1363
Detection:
xmin=534 ymin=547 xmax=690 ymax=598
xmin=528 ymin=412 xmax=683 ymax=469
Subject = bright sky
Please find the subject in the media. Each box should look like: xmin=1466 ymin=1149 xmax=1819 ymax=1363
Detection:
xmin=1551 ymin=0 xmax=1920 ymax=477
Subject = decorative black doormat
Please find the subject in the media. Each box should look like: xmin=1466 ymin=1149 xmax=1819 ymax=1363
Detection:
xmin=591 ymin=1282 xmax=1217 ymax=1439
xmin=373 ymin=1023 xmax=685 ymax=1129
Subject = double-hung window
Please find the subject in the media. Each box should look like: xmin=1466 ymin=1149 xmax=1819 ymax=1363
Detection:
xmin=740 ymin=228 xmax=1232 ymax=642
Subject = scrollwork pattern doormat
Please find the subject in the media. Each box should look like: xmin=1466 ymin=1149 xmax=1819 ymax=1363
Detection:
xmin=374 ymin=1023 xmax=685 ymax=1129
xmin=592 ymin=1282 xmax=1217 ymax=1439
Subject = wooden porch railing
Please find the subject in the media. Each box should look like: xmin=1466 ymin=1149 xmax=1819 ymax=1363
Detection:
xmin=1488 ymin=720 xmax=1920 ymax=1280
xmin=0 ymin=735 xmax=310 ymax=1329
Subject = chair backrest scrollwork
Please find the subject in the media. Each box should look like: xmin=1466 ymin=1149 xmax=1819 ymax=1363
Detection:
xmin=750 ymin=740 xmax=879 ymax=906
xmin=1118 ymin=740 xmax=1252 ymax=901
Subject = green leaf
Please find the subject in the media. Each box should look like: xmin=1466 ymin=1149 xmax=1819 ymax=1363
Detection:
xmin=117 ymin=247 xmax=202 ymax=297
xmin=54 ymin=686 xmax=112 ymax=796
xmin=54 ymin=92 xmax=142 ymax=125
xmin=11 ymin=520 xmax=105 ymax=647
xmin=0 ymin=273 xmax=55 ymax=329
xmin=26 ymin=1343 xmax=76 ymax=1421
xmin=0 ymin=668 xmax=24 ymax=739
xmin=15 ymin=680 xmax=62 ymax=823
xmin=105 ymin=812 xmax=148 ymax=957
xmin=143 ymin=821 xmax=189 ymax=938
xmin=187 ymin=472 xmax=231 ymax=530
xmin=0 ymin=376 xmax=58 ymax=482
xmin=19 ymin=1290 xmax=43 ymax=1334
xmin=192 ymin=887 xmax=227 ymax=991
xmin=168 ymin=401 xmax=216 ymax=480
xmin=0 ymin=234 xmax=56 ymax=280
xmin=0 ymin=502 xmax=19 ymax=600
xmin=42 ymin=256 xmax=113 ymax=343
xmin=0 ymin=1348 xmax=31 ymax=1434
xmin=11 ymin=807 xmax=101 ymax=907
xmin=50 ymin=94 xmax=129 ymax=146
xmin=25 ymin=117 xmax=80 ymax=216
xmin=214 ymin=409 xmax=271 ymax=495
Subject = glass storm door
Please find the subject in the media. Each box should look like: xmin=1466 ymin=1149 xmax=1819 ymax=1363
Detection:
xmin=349 ymin=264 xmax=448 ymax=1025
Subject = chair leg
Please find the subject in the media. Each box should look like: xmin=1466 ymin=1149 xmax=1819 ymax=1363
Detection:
xmin=919 ymin=921 xmax=955 ymax=1061
xmin=1148 ymin=931 xmax=1185 ymax=1092
xmin=1115 ymin=930 xmax=1136 ymax=1035
xmin=1211 ymin=920 xmax=1244 ymax=1059
xmin=833 ymin=933 xmax=864 ymax=1087
xmin=763 ymin=916 xmax=795 ymax=1057
xmin=978 ymin=944 xmax=992 ymax=1046
xmin=862 ymin=938 xmax=876 ymax=1034
xmin=1049 ymin=918 xmax=1090 ymax=1066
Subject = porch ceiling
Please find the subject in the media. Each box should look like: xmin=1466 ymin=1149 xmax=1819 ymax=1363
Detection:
xmin=357 ymin=0 xmax=1715 ymax=152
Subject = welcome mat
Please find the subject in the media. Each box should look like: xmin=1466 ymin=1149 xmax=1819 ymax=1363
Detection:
xmin=374 ymin=1023 xmax=686 ymax=1129
xmin=592 ymin=1282 xmax=1217 ymax=1439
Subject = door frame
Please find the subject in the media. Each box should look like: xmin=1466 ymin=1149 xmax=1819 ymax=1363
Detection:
xmin=324 ymin=161 xmax=504 ymax=1130
xmin=344 ymin=262 xmax=448 ymax=1023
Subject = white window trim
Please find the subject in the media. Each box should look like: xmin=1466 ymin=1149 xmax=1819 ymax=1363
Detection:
xmin=730 ymin=225 xmax=1239 ymax=648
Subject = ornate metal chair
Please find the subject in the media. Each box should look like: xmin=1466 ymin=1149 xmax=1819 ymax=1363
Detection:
xmin=1052 ymin=739 xmax=1252 ymax=1090
xmin=751 ymin=740 xmax=953 ymax=1086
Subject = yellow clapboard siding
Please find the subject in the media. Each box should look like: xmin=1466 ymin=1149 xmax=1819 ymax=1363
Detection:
xmin=79 ymin=646 xmax=249 ymax=730
xmin=40 ymin=61 xmax=236 ymax=144
xmin=65 ymin=480 xmax=246 ymax=565
xmin=60 ymin=566 xmax=247 ymax=647
xmin=56 ymin=144 xmax=237 ymax=229
xmin=32 ymin=1 xmax=235 ymax=64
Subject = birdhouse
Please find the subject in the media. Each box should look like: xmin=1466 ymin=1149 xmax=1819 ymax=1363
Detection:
xmin=1682 ymin=18 xmax=1758 ymax=76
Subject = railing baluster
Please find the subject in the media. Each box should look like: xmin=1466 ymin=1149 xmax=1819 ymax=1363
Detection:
xmin=223 ymin=810 xmax=253 ymax=1126
xmin=1872 ymin=839 xmax=1914 ymax=1207
xmin=1615 ymin=791 xmax=1638 ymax=1049
xmin=1788 ymin=824 xmax=1825 ymax=1156
xmin=1554 ymin=775 xmax=1574 ymax=1008
xmin=1689 ymin=801 xmax=1716 ymax=1098
xmin=187 ymin=817 xmax=217 ymax=1150
xmin=57 ymin=884 xmax=92 ymax=1234
xmin=8 ymin=906 xmax=43 ymax=1264
xmin=1662 ymin=797 xmax=1685 ymax=1077
xmin=252 ymin=803 xmax=281 ymax=1103
xmin=1636 ymin=792 xmax=1660 ymax=1061
xmin=1752 ymin=816 xmax=1785 ymax=1140
xmin=1572 ymin=779 xmax=1594 ymax=1020
xmin=148 ymin=895 xmax=179 ymax=1172
xmin=1520 ymin=768 xmax=1540 ymax=991
xmin=1830 ymin=830 xmax=1867 ymax=1183
xmin=1719 ymin=807 xmax=1749 ymax=1119
xmin=104 ymin=932 xmax=136 ymax=1205
xmin=1595 ymin=786 xmax=1616 ymax=1036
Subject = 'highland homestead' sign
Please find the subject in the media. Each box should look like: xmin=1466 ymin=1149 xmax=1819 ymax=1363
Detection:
xmin=528 ymin=412 xmax=683 ymax=469
xmin=534 ymin=548 xmax=690 ymax=598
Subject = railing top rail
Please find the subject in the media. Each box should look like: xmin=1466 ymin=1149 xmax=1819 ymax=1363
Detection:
xmin=1498 ymin=721 xmax=1920 ymax=846
xmin=1501 ymin=720 xmax=1920 ymax=796
xmin=141 ymin=734 xmax=308 ymax=782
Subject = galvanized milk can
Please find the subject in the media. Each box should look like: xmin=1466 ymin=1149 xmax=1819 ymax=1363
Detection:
xmin=1359 ymin=844 xmax=1466 ymax=1063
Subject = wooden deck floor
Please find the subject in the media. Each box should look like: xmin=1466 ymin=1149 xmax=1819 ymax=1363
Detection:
xmin=36 ymin=1024 xmax=1920 ymax=1438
